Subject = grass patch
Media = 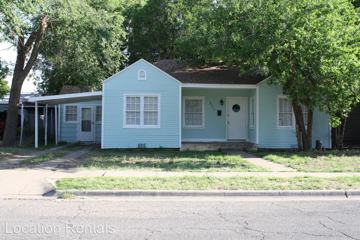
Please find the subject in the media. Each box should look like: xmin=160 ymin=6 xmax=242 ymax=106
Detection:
xmin=81 ymin=149 xmax=265 ymax=172
xmin=256 ymin=150 xmax=360 ymax=172
xmin=56 ymin=176 xmax=360 ymax=191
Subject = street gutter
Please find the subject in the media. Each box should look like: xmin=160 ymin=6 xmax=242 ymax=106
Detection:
xmin=56 ymin=189 xmax=360 ymax=198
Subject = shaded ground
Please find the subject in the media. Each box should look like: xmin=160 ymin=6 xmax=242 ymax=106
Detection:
xmin=80 ymin=148 xmax=266 ymax=172
xmin=256 ymin=150 xmax=360 ymax=172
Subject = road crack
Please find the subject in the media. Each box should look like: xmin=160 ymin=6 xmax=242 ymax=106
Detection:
xmin=319 ymin=221 xmax=360 ymax=240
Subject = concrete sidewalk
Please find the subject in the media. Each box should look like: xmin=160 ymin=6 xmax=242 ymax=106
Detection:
xmin=227 ymin=151 xmax=296 ymax=172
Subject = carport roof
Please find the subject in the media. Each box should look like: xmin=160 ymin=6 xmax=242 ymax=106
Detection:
xmin=28 ymin=91 xmax=102 ymax=104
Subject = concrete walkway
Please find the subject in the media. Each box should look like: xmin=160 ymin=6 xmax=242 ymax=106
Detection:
xmin=230 ymin=151 xmax=296 ymax=172
xmin=0 ymin=145 xmax=69 ymax=169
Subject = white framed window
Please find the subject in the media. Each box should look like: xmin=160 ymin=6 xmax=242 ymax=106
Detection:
xmin=95 ymin=106 xmax=102 ymax=123
xmin=183 ymin=96 xmax=204 ymax=128
xmin=278 ymin=96 xmax=293 ymax=127
xmin=124 ymin=94 xmax=160 ymax=128
xmin=64 ymin=105 xmax=78 ymax=122
xmin=249 ymin=96 xmax=255 ymax=129
xmin=138 ymin=69 xmax=146 ymax=80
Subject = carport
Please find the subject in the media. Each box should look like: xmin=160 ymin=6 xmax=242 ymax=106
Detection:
xmin=28 ymin=91 xmax=102 ymax=148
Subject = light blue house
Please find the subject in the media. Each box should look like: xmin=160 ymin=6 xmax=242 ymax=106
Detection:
xmin=29 ymin=59 xmax=331 ymax=149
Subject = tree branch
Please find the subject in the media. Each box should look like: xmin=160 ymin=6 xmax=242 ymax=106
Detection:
xmin=22 ymin=15 xmax=49 ymax=78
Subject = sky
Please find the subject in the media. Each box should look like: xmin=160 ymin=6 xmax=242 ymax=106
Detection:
xmin=0 ymin=42 xmax=37 ymax=93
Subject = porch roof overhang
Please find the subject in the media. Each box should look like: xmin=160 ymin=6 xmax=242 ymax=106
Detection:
xmin=28 ymin=91 xmax=102 ymax=104
xmin=181 ymin=83 xmax=258 ymax=89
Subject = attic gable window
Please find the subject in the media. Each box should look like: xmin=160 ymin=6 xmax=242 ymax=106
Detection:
xmin=138 ymin=69 xmax=146 ymax=80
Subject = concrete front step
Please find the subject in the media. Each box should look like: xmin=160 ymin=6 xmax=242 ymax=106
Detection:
xmin=181 ymin=141 xmax=257 ymax=151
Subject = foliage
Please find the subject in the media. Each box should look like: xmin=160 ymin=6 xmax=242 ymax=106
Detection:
xmin=125 ymin=0 xmax=186 ymax=63
xmin=0 ymin=61 xmax=9 ymax=98
xmin=37 ymin=0 xmax=128 ymax=94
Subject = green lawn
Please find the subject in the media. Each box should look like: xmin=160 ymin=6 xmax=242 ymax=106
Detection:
xmin=81 ymin=149 xmax=266 ymax=172
xmin=256 ymin=150 xmax=360 ymax=172
xmin=56 ymin=176 xmax=360 ymax=191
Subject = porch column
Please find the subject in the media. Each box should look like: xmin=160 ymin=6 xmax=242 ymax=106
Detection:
xmin=58 ymin=104 xmax=61 ymax=141
xmin=55 ymin=105 xmax=58 ymax=145
xmin=44 ymin=104 xmax=48 ymax=146
xmin=35 ymin=101 xmax=39 ymax=148
xmin=256 ymin=86 xmax=260 ymax=144
xmin=19 ymin=103 xmax=24 ymax=145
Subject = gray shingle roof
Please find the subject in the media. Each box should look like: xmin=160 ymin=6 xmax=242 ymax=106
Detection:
xmin=154 ymin=60 xmax=266 ymax=85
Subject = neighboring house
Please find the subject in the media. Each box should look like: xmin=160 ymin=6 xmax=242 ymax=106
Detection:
xmin=29 ymin=59 xmax=331 ymax=149
xmin=0 ymin=93 xmax=54 ymax=143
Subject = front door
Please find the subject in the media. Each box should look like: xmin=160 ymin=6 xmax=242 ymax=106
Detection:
xmin=227 ymin=97 xmax=248 ymax=140
xmin=79 ymin=106 xmax=94 ymax=142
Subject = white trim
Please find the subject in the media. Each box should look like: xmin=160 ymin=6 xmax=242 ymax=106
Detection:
xmin=58 ymin=104 xmax=61 ymax=141
xmin=183 ymin=96 xmax=205 ymax=128
xmin=55 ymin=105 xmax=58 ymax=145
xmin=277 ymin=95 xmax=295 ymax=129
xmin=28 ymin=91 xmax=102 ymax=102
xmin=182 ymin=138 xmax=227 ymax=142
xmin=249 ymin=95 xmax=255 ymax=129
xmin=63 ymin=104 xmax=78 ymax=123
xmin=138 ymin=69 xmax=146 ymax=80
xmin=182 ymin=83 xmax=257 ymax=89
xmin=44 ymin=104 xmax=48 ymax=146
xmin=35 ymin=101 xmax=38 ymax=148
xmin=179 ymin=86 xmax=182 ymax=148
xmin=123 ymin=93 xmax=161 ymax=128
xmin=104 ymin=59 xmax=182 ymax=84
xmin=256 ymin=86 xmax=260 ymax=144
xmin=101 ymin=83 xmax=105 ymax=148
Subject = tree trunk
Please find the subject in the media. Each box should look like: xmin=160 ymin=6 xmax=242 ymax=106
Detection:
xmin=332 ymin=117 xmax=347 ymax=150
xmin=292 ymin=102 xmax=313 ymax=151
xmin=2 ymin=76 xmax=25 ymax=146
xmin=1 ymin=15 xmax=49 ymax=146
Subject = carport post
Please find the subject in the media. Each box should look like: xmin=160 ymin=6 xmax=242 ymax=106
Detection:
xmin=35 ymin=101 xmax=38 ymax=148
xmin=55 ymin=105 xmax=58 ymax=145
xmin=44 ymin=104 xmax=48 ymax=146
xmin=19 ymin=103 xmax=24 ymax=145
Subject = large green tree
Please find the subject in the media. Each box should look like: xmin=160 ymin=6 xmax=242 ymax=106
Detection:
xmin=38 ymin=0 xmax=128 ymax=94
xmin=196 ymin=0 xmax=360 ymax=150
xmin=125 ymin=0 xmax=199 ymax=63
xmin=0 ymin=0 xmax=128 ymax=145
xmin=0 ymin=0 xmax=51 ymax=146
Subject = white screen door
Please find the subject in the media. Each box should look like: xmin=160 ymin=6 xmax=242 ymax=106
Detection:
xmin=227 ymin=97 xmax=248 ymax=140
xmin=79 ymin=106 xmax=94 ymax=142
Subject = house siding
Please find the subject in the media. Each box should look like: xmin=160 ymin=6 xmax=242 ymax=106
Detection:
xmin=258 ymin=80 xmax=331 ymax=148
xmin=59 ymin=100 xmax=102 ymax=143
xmin=181 ymin=88 xmax=252 ymax=141
xmin=102 ymin=59 xmax=181 ymax=148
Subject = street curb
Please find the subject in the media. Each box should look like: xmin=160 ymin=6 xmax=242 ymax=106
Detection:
xmin=56 ymin=189 xmax=360 ymax=197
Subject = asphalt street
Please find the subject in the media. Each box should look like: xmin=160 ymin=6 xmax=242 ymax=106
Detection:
xmin=0 ymin=197 xmax=359 ymax=240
